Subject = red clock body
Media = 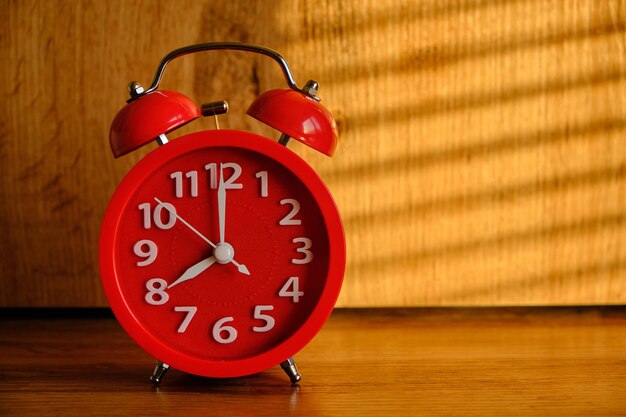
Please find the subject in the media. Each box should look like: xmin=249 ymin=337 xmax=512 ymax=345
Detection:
xmin=99 ymin=130 xmax=345 ymax=378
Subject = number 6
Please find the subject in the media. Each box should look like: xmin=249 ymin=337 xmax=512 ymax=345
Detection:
xmin=212 ymin=317 xmax=237 ymax=344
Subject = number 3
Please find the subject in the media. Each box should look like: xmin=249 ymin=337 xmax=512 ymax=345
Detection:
xmin=291 ymin=238 xmax=313 ymax=264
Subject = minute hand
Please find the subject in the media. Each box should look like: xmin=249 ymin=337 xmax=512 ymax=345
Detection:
xmin=217 ymin=164 xmax=226 ymax=244
xmin=216 ymin=167 xmax=249 ymax=275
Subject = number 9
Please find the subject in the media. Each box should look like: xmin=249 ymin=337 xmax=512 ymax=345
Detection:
xmin=134 ymin=239 xmax=157 ymax=266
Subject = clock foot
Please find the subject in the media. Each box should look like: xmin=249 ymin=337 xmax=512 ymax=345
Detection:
xmin=150 ymin=361 xmax=170 ymax=385
xmin=280 ymin=357 xmax=301 ymax=385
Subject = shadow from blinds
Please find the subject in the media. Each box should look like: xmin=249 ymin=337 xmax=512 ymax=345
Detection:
xmin=324 ymin=117 xmax=626 ymax=183
xmin=287 ymin=0 xmax=554 ymax=41
xmin=340 ymin=67 xmax=625 ymax=133
xmin=440 ymin=258 xmax=626 ymax=304
xmin=349 ymin=211 xmax=626 ymax=275
xmin=268 ymin=0 xmax=626 ymax=305
xmin=344 ymin=163 xmax=626 ymax=229
xmin=321 ymin=21 xmax=626 ymax=84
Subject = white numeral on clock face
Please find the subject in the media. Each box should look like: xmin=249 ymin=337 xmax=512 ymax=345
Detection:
xmin=170 ymin=170 xmax=198 ymax=198
xmin=138 ymin=202 xmax=176 ymax=230
xmin=255 ymin=171 xmax=268 ymax=197
xmin=279 ymin=277 xmax=304 ymax=302
xmin=292 ymin=238 xmax=313 ymax=264
xmin=174 ymin=306 xmax=197 ymax=333
xmin=205 ymin=163 xmax=243 ymax=189
xmin=212 ymin=317 xmax=237 ymax=344
xmin=134 ymin=239 xmax=157 ymax=266
xmin=279 ymin=199 xmax=302 ymax=225
xmin=252 ymin=305 xmax=275 ymax=332
xmin=145 ymin=278 xmax=169 ymax=305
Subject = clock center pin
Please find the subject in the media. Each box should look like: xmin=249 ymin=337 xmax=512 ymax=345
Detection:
xmin=214 ymin=242 xmax=235 ymax=264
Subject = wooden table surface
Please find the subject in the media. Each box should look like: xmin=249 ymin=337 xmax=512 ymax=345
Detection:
xmin=1 ymin=308 xmax=625 ymax=416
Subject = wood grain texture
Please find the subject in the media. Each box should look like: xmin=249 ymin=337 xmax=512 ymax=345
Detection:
xmin=1 ymin=308 xmax=625 ymax=416
xmin=1 ymin=1 xmax=626 ymax=306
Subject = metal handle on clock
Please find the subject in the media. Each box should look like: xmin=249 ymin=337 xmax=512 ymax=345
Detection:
xmin=134 ymin=42 xmax=319 ymax=101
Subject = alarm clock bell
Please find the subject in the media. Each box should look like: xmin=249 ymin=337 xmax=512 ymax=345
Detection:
xmin=109 ymin=44 xmax=337 ymax=160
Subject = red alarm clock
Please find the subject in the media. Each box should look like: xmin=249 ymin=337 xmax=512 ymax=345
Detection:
xmin=99 ymin=43 xmax=345 ymax=384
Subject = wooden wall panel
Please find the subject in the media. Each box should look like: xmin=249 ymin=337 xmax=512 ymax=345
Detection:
xmin=1 ymin=0 xmax=625 ymax=306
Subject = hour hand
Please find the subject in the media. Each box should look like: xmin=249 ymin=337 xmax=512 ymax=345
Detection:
xmin=168 ymin=256 xmax=217 ymax=289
